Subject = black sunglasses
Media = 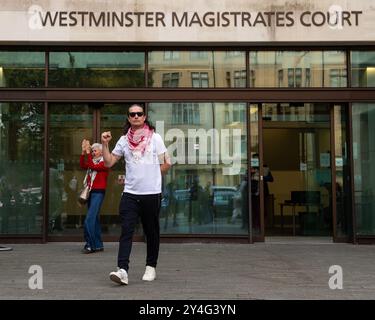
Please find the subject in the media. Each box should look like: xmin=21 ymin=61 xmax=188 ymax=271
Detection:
xmin=128 ymin=112 xmax=144 ymax=118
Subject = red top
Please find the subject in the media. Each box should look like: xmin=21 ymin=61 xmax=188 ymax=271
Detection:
xmin=80 ymin=154 xmax=109 ymax=190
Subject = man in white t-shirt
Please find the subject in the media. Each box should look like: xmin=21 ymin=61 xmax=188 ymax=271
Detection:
xmin=101 ymin=104 xmax=171 ymax=285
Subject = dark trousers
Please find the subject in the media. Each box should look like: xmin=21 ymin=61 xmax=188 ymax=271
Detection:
xmin=117 ymin=192 xmax=161 ymax=272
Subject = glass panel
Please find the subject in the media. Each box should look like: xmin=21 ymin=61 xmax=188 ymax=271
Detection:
xmin=334 ymin=105 xmax=352 ymax=238
xmin=0 ymin=51 xmax=45 ymax=87
xmin=0 ymin=103 xmax=44 ymax=234
xmin=262 ymin=103 xmax=331 ymax=236
xmin=48 ymin=104 xmax=93 ymax=234
xmin=249 ymin=104 xmax=260 ymax=235
xmin=352 ymin=103 xmax=375 ymax=235
xmin=351 ymin=51 xmax=375 ymax=87
xmin=149 ymin=102 xmax=248 ymax=234
xmin=49 ymin=52 xmax=145 ymax=87
xmin=324 ymin=51 xmax=347 ymax=87
xmin=148 ymin=51 xmax=246 ymax=88
xmin=250 ymin=51 xmax=346 ymax=88
xmin=100 ymin=104 xmax=142 ymax=236
xmin=262 ymin=102 xmax=330 ymax=123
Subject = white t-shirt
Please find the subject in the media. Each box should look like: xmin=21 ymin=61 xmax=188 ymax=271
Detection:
xmin=112 ymin=132 xmax=167 ymax=195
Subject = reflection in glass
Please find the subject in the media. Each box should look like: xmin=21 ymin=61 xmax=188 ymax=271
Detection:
xmin=250 ymin=51 xmax=347 ymax=88
xmin=262 ymin=102 xmax=330 ymax=123
xmin=49 ymin=52 xmax=145 ymax=87
xmin=249 ymin=105 xmax=260 ymax=234
xmin=351 ymin=51 xmax=375 ymax=87
xmin=149 ymin=102 xmax=248 ymax=234
xmin=0 ymin=103 xmax=44 ymax=234
xmin=352 ymin=103 xmax=375 ymax=235
xmin=100 ymin=104 xmax=143 ymax=236
xmin=334 ymin=105 xmax=352 ymax=238
xmin=0 ymin=52 xmax=45 ymax=87
xmin=48 ymin=104 xmax=93 ymax=234
xmin=148 ymin=51 xmax=246 ymax=88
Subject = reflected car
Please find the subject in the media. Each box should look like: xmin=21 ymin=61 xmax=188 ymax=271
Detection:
xmin=211 ymin=186 xmax=237 ymax=217
xmin=174 ymin=189 xmax=191 ymax=202
xmin=161 ymin=195 xmax=169 ymax=208
xmin=20 ymin=186 xmax=42 ymax=205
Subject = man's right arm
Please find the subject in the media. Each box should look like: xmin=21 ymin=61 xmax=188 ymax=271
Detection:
xmin=101 ymin=131 xmax=121 ymax=168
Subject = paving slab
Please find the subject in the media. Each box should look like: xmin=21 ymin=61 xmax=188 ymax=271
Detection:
xmin=0 ymin=240 xmax=374 ymax=300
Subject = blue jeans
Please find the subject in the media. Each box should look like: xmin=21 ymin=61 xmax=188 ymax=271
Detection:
xmin=84 ymin=191 xmax=105 ymax=250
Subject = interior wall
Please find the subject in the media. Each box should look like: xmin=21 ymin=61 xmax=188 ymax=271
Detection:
xmin=263 ymin=127 xmax=331 ymax=219
xmin=263 ymin=128 xmax=299 ymax=171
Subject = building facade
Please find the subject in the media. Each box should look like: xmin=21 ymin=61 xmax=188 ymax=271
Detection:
xmin=0 ymin=0 xmax=375 ymax=243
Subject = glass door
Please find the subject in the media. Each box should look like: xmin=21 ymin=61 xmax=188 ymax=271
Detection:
xmin=48 ymin=103 xmax=143 ymax=238
xmin=249 ymin=104 xmax=264 ymax=241
xmin=332 ymin=103 xmax=353 ymax=242
xmin=260 ymin=102 xmax=332 ymax=238
xmin=47 ymin=102 xmax=251 ymax=239
xmin=48 ymin=103 xmax=94 ymax=236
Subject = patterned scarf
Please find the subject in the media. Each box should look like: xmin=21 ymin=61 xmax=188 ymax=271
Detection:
xmin=84 ymin=156 xmax=103 ymax=189
xmin=126 ymin=124 xmax=154 ymax=159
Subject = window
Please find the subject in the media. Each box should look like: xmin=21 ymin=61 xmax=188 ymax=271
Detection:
xmin=250 ymin=70 xmax=256 ymax=87
xmin=163 ymin=51 xmax=180 ymax=60
xmin=288 ymin=68 xmax=295 ymax=87
xmin=351 ymin=51 xmax=375 ymax=87
xmin=226 ymin=51 xmax=245 ymax=57
xmin=234 ymin=70 xmax=246 ymax=87
xmin=149 ymin=51 xmax=245 ymax=88
xmin=172 ymin=103 xmax=200 ymax=125
xmin=305 ymin=68 xmax=311 ymax=87
xmin=250 ymin=51 xmax=347 ymax=87
xmin=162 ymin=72 xmax=179 ymax=87
xmin=191 ymin=72 xmax=209 ymax=88
xmin=295 ymin=68 xmax=302 ymax=87
xmin=190 ymin=51 xmax=209 ymax=60
xmin=224 ymin=103 xmax=246 ymax=123
xmin=0 ymin=102 xmax=44 ymax=235
xmin=286 ymin=68 xmax=304 ymax=87
xmin=233 ymin=103 xmax=246 ymax=122
xmin=49 ymin=52 xmax=145 ymax=87
xmin=224 ymin=111 xmax=230 ymax=124
xmin=226 ymin=71 xmax=231 ymax=87
xmin=149 ymin=102 xmax=248 ymax=235
xmin=278 ymin=69 xmax=284 ymax=87
xmin=330 ymin=69 xmax=347 ymax=87
xmin=0 ymin=51 xmax=45 ymax=87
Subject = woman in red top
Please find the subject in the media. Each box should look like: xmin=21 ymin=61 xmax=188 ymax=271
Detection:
xmin=80 ymin=139 xmax=109 ymax=254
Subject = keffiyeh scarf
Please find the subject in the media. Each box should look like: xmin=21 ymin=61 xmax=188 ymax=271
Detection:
xmin=126 ymin=124 xmax=154 ymax=161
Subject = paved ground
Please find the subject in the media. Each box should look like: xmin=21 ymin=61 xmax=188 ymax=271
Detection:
xmin=0 ymin=238 xmax=375 ymax=300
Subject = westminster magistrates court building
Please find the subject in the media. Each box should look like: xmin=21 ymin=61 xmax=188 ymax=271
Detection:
xmin=0 ymin=0 xmax=374 ymax=244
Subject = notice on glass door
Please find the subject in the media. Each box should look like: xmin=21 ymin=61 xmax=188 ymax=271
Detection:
xmin=320 ymin=153 xmax=331 ymax=167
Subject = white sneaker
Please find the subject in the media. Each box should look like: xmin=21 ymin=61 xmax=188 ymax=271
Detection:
xmin=142 ymin=266 xmax=156 ymax=281
xmin=109 ymin=268 xmax=128 ymax=285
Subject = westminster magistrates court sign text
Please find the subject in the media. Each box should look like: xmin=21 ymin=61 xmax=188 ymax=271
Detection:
xmin=0 ymin=0 xmax=374 ymax=42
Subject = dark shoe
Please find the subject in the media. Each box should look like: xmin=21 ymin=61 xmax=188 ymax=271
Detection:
xmin=96 ymin=248 xmax=104 ymax=252
xmin=81 ymin=247 xmax=94 ymax=254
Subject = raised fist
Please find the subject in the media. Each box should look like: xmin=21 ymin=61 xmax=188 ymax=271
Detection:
xmin=101 ymin=131 xmax=112 ymax=144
